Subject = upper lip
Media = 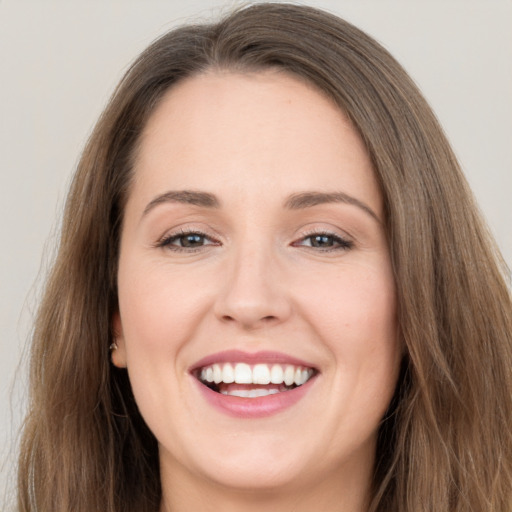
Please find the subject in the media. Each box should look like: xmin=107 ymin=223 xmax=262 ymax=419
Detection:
xmin=190 ymin=349 xmax=317 ymax=372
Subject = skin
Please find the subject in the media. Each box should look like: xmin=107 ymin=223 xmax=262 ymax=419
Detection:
xmin=113 ymin=70 xmax=401 ymax=512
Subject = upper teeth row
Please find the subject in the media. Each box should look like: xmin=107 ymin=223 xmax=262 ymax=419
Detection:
xmin=199 ymin=363 xmax=314 ymax=386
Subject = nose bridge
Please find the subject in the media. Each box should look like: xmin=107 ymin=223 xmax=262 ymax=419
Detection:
xmin=214 ymin=236 xmax=291 ymax=329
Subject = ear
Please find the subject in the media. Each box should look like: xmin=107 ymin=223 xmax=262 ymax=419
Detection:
xmin=111 ymin=311 xmax=128 ymax=368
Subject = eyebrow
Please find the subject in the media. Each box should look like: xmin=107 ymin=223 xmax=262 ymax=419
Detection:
xmin=142 ymin=189 xmax=379 ymax=223
xmin=284 ymin=191 xmax=380 ymax=223
xmin=143 ymin=190 xmax=220 ymax=216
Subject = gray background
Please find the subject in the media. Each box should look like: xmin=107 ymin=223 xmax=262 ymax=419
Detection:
xmin=1 ymin=0 xmax=511 ymax=505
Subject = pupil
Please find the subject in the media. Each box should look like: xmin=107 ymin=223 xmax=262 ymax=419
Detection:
xmin=182 ymin=234 xmax=203 ymax=247
xmin=312 ymin=235 xmax=332 ymax=247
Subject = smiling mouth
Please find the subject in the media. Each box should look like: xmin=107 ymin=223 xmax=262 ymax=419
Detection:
xmin=195 ymin=362 xmax=317 ymax=397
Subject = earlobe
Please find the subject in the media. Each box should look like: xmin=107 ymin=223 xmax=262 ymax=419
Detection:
xmin=111 ymin=312 xmax=128 ymax=368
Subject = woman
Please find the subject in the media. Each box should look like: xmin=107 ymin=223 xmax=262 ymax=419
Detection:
xmin=17 ymin=3 xmax=512 ymax=511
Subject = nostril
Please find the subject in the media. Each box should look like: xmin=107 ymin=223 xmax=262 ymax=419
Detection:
xmin=220 ymin=314 xmax=276 ymax=323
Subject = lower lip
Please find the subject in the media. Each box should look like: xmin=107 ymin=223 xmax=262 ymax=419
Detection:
xmin=193 ymin=377 xmax=317 ymax=418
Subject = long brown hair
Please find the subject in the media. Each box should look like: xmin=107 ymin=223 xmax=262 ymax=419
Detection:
xmin=17 ymin=3 xmax=512 ymax=511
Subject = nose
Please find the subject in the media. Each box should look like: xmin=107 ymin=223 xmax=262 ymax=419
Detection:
xmin=213 ymin=245 xmax=292 ymax=330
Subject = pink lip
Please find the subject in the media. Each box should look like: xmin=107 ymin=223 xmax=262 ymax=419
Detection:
xmin=189 ymin=350 xmax=318 ymax=419
xmin=192 ymin=373 xmax=318 ymax=418
xmin=190 ymin=349 xmax=316 ymax=371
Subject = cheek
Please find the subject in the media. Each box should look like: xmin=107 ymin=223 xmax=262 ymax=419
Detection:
xmin=117 ymin=259 xmax=215 ymax=361
xmin=274 ymin=261 xmax=400 ymax=461
xmin=297 ymin=262 xmax=396 ymax=348
xmin=298 ymin=261 xmax=399 ymax=403
xmin=116 ymin=260 xmax=215 ymax=429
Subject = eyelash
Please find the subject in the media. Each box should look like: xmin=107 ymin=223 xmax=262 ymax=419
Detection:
xmin=293 ymin=230 xmax=354 ymax=252
xmin=155 ymin=229 xmax=219 ymax=252
xmin=156 ymin=229 xmax=353 ymax=253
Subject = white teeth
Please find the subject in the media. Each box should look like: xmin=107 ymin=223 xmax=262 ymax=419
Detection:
xmin=284 ymin=365 xmax=295 ymax=386
xmin=222 ymin=363 xmax=235 ymax=383
xmin=270 ymin=364 xmax=284 ymax=384
xmin=199 ymin=362 xmax=315 ymax=387
xmin=253 ymin=364 xmax=271 ymax=384
xmin=234 ymin=363 xmax=252 ymax=384
xmin=213 ymin=364 xmax=222 ymax=384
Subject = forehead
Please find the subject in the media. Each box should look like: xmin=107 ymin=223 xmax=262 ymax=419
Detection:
xmin=130 ymin=69 xmax=381 ymax=215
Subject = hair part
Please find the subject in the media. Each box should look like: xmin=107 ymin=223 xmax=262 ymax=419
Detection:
xmin=18 ymin=3 xmax=512 ymax=511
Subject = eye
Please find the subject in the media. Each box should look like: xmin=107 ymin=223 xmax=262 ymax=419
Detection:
xmin=294 ymin=232 xmax=353 ymax=251
xmin=157 ymin=230 xmax=219 ymax=251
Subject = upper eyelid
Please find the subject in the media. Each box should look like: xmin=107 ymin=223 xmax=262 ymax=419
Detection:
xmin=156 ymin=224 xmax=220 ymax=241
xmin=158 ymin=230 xmax=218 ymax=246
xmin=295 ymin=226 xmax=353 ymax=241
xmin=153 ymin=225 xmax=354 ymax=247
xmin=293 ymin=232 xmax=353 ymax=248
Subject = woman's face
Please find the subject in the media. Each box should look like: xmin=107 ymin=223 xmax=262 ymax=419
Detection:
xmin=114 ymin=70 xmax=400 ymax=496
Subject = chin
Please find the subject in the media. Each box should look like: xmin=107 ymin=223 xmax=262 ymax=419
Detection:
xmin=162 ymin=433 xmax=315 ymax=492
xmin=200 ymin=458 xmax=305 ymax=492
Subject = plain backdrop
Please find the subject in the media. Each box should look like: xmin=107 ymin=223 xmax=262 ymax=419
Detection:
xmin=1 ymin=0 xmax=511 ymax=505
